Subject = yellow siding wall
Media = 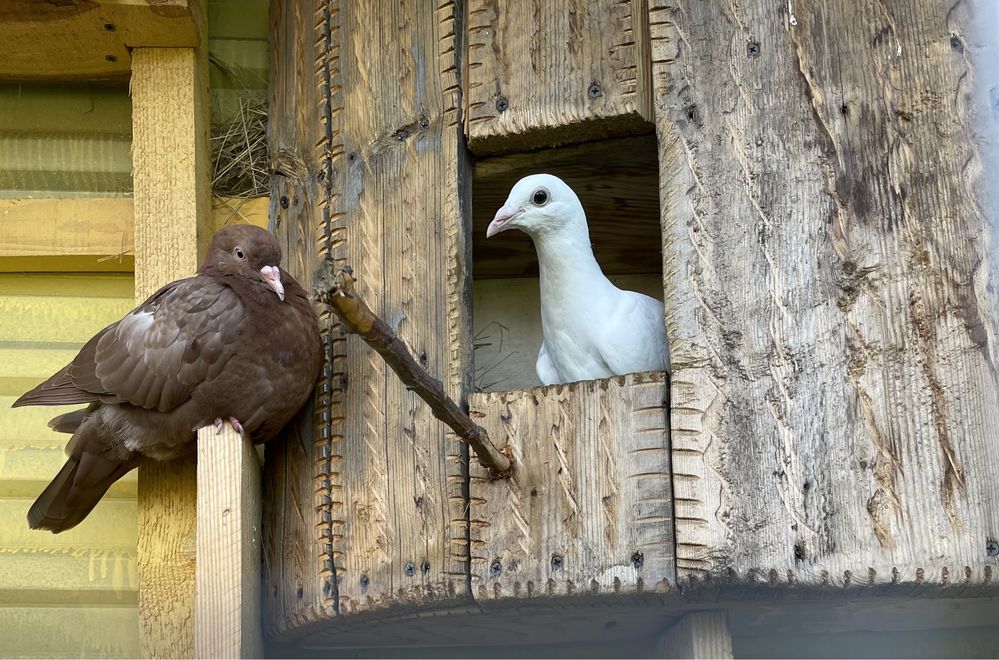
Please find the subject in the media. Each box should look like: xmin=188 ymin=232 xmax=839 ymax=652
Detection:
xmin=0 ymin=273 xmax=139 ymax=658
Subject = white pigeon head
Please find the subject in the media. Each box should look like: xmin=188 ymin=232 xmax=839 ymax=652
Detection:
xmin=487 ymin=174 xmax=586 ymax=239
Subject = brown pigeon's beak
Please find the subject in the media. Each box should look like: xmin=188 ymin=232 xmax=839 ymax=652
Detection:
xmin=260 ymin=265 xmax=285 ymax=301
xmin=486 ymin=205 xmax=523 ymax=238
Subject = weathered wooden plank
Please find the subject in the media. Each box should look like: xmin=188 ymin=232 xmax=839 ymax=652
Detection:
xmin=264 ymin=0 xmax=473 ymax=634
xmin=468 ymin=372 xmax=673 ymax=601
xmin=262 ymin=0 xmax=329 ymax=637
xmin=194 ymin=424 xmax=263 ymax=659
xmin=649 ymin=0 xmax=999 ymax=586
xmin=131 ymin=31 xmax=210 ymax=657
xmin=466 ymin=0 xmax=653 ymax=154
xmin=0 ymin=0 xmax=201 ymax=80
xmin=657 ymin=611 xmax=732 ymax=659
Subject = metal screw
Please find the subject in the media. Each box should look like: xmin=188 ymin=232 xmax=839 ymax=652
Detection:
xmin=987 ymin=539 xmax=999 ymax=557
xmin=419 ymin=116 xmax=429 ymax=129
xmin=405 ymin=562 xmax=416 ymax=577
xmin=279 ymin=196 xmax=290 ymax=209
xmin=395 ymin=129 xmax=408 ymax=141
xmin=495 ymin=97 xmax=509 ymax=113
xmin=631 ymin=551 xmax=644 ymax=569
xmin=105 ymin=55 xmax=117 ymax=63
xmin=490 ymin=559 xmax=502 ymax=577
xmin=747 ymin=41 xmax=760 ymax=58
xmin=551 ymin=554 xmax=564 ymax=571
xmin=421 ymin=559 xmax=431 ymax=575
xmin=587 ymin=83 xmax=603 ymax=99
xmin=950 ymin=34 xmax=964 ymax=53
xmin=103 ymin=23 xmax=116 ymax=32
xmin=360 ymin=574 xmax=370 ymax=588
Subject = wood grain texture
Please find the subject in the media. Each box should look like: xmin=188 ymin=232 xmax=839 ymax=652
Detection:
xmin=0 ymin=0 xmax=201 ymax=79
xmin=466 ymin=0 xmax=653 ymax=154
xmin=194 ymin=424 xmax=264 ymax=659
xmin=0 ymin=198 xmax=133 ymax=259
xmin=649 ymin=0 xmax=999 ymax=586
xmin=131 ymin=32 xmax=210 ymax=658
xmin=264 ymin=0 xmax=473 ymax=635
xmin=657 ymin=610 xmax=733 ymax=659
xmin=468 ymin=372 xmax=673 ymax=601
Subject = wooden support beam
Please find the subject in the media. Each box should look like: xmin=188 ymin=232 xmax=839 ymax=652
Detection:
xmin=0 ymin=196 xmax=268 ymax=273
xmin=657 ymin=611 xmax=733 ymax=659
xmin=130 ymin=12 xmax=209 ymax=656
xmin=0 ymin=0 xmax=202 ymax=80
xmin=194 ymin=424 xmax=263 ymax=659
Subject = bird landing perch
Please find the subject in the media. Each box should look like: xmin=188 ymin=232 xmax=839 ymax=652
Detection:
xmin=314 ymin=261 xmax=513 ymax=477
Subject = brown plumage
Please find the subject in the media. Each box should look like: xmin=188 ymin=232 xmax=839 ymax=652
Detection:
xmin=13 ymin=225 xmax=323 ymax=533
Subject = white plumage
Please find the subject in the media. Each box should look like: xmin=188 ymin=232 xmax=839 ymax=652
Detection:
xmin=486 ymin=173 xmax=671 ymax=385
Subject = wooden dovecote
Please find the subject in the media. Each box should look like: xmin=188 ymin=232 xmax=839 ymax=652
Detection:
xmin=263 ymin=0 xmax=999 ymax=654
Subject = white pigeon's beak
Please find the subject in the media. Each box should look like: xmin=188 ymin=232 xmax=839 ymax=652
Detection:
xmin=486 ymin=204 xmax=523 ymax=238
xmin=260 ymin=265 xmax=285 ymax=301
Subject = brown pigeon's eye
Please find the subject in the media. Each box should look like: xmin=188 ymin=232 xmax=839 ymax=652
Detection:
xmin=532 ymin=188 xmax=549 ymax=206
xmin=233 ymin=247 xmax=246 ymax=261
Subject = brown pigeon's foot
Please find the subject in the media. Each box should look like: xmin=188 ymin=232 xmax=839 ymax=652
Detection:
xmin=212 ymin=417 xmax=244 ymax=435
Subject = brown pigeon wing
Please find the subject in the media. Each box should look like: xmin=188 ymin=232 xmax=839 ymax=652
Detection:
xmin=69 ymin=277 xmax=246 ymax=412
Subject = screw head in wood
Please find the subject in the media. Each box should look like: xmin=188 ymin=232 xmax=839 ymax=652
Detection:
xmin=551 ymin=554 xmax=564 ymax=571
xmin=360 ymin=574 xmax=370 ymax=588
xmin=405 ymin=562 xmax=416 ymax=577
xmin=631 ymin=551 xmax=644 ymax=569
xmin=495 ymin=97 xmax=509 ymax=113
xmin=490 ymin=559 xmax=502 ymax=577
xmin=279 ymin=195 xmax=290 ymax=209
xmin=587 ymin=83 xmax=603 ymax=99
xmin=987 ymin=538 xmax=999 ymax=557
xmin=747 ymin=41 xmax=760 ymax=58
xmin=421 ymin=559 xmax=431 ymax=575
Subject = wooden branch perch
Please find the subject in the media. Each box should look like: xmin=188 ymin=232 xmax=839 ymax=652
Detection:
xmin=314 ymin=262 xmax=512 ymax=477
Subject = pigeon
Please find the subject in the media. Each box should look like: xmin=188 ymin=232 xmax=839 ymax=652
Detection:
xmin=13 ymin=225 xmax=323 ymax=533
xmin=486 ymin=173 xmax=670 ymax=385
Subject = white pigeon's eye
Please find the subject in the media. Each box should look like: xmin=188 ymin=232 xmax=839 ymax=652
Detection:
xmin=233 ymin=247 xmax=246 ymax=261
xmin=532 ymin=188 xmax=549 ymax=206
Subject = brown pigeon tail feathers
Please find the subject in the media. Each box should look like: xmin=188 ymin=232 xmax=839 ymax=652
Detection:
xmin=28 ymin=451 xmax=140 ymax=533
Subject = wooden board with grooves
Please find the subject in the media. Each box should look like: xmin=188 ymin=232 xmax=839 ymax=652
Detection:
xmin=649 ymin=0 xmax=999 ymax=586
xmin=467 ymin=372 xmax=674 ymax=601
xmin=465 ymin=0 xmax=653 ymax=154
xmin=264 ymin=0 xmax=473 ymax=635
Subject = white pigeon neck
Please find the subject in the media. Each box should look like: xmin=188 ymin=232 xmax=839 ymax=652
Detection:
xmin=532 ymin=223 xmax=614 ymax=294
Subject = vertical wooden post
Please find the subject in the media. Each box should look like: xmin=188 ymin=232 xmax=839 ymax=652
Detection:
xmin=131 ymin=6 xmax=210 ymax=655
xmin=657 ymin=611 xmax=733 ymax=659
xmin=194 ymin=425 xmax=264 ymax=659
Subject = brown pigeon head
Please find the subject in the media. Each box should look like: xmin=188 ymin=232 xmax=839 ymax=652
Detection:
xmin=200 ymin=225 xmax=286 ymax=301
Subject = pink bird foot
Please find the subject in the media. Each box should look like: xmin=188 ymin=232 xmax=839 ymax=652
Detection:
xmin=212 ymin=417 xmax=245 ymax=435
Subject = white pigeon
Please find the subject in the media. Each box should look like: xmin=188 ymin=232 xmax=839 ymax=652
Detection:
xmin=486 ymin=173 xmax=671 ymax=385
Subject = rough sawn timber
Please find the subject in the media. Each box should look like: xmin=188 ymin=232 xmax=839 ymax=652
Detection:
xmin=465 ymin=0 xmax=653 ymax=154
xmin=264 ymin=0 xmax=474 ymax=636
xmin=468 ymin=372 xmax=674 ymax=600
xmin=650 ymin=0 xmax=999 ymax=586
xmin=131 ymin=32 xmax=211 ymax=658
xmin=194 ymin=423 xmax=264 ymax=659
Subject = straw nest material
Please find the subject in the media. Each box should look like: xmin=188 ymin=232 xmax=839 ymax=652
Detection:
xmin=211 ymin=93 xmax=269 ymax=198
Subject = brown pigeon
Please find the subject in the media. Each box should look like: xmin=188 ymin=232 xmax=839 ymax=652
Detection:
xmin=13 ymin=225 xmax=323 ymax=533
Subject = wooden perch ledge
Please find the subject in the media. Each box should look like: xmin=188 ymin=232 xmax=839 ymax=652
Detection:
xmin=314 ymin=262 xmax=513 ymax=477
